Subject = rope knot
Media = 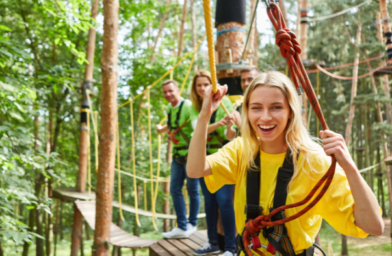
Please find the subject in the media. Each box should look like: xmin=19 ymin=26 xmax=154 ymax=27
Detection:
xmin=275 ymin=28 xmax=301 ymax=59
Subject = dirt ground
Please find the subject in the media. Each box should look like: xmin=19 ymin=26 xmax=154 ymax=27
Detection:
xmin=322 ymin=218 xmax=392 ymax=256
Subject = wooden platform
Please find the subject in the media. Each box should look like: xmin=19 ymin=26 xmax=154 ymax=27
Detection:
xmin=75 ymin=201 xmax=155 ymax=248
xmin=149 ymin=231 xmax=208 ymax=256
xmin=53 ymin=187 xmax=206 ymax=219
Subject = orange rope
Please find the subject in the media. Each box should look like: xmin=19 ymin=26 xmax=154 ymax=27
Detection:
xmin=242 ymin=3 xmax=337 ymax=255
xmin=306 ymin=55 xmax=382 ymax=74
xmin=315 ymin=60 xmax=392 ymax=80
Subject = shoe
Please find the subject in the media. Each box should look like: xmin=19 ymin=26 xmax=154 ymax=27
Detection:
xmin=193 ymin=243 xmax=221 ymax=255
xmin=220 ymin=251 xmax=235 ymax=256
xmin=186 ymin=223 xmax=197 ymax=236
xmin=162 ymin=227 xmax=189 ymax=239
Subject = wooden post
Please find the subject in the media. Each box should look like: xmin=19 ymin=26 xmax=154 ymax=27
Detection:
xmin=377 ymin=9 xmax=392 ymax=238
xmin=150 ymin=0 xmax=172 ymax=62
xmin=190 ymin=0 xmax=198 ymax=72
xmin=71 ymin=1 xmax=99 ymax=255
xmin=92 ymin=0 xmax=119 ymax=254
xmin=299 ymin=0 xmax=308 ymax=122
xmin=163 ymin=182 xmax=170 ymax=232
xmin=177 ymin=0 xmax=187 ymax=57
xmin=295 ymin=0 xmax=301 ymax=35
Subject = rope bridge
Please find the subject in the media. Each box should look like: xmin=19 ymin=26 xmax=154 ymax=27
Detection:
xmin=82 ymin=35 xmax=204 ymax=230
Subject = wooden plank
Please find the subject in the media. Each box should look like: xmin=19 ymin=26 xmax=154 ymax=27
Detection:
xmin=157 ymin=240 xmax=187 ymax=256
xmin=192 ymin=231 xmax=208 ymax=243
xmin=150 ymin=243 xmax=172 ymax=256
xmin=166 ymin=239 xmax=194 ymax=256
xmin=74 ymin=200 xmax=155 ymax=249
xmin=188 ymin=234 xmax=206 ymax=246
xmin=179 ymin=239 xmax=200 ymax=251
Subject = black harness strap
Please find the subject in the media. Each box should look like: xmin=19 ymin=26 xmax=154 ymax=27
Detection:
xmin=167 ymin=100 xmax=185 ymax=131
xmin=245 ymin=151 xmax=262 ymax=221
xmin=241 ymin=149 xmax=315 ymax=256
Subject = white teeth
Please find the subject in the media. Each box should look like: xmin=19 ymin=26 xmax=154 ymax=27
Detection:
xmin=258 ymin=125 xmax=276 ymax=129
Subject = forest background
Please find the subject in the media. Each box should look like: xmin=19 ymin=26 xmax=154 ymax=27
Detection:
xmin=1 ymin=0 xmax=392 ymax=255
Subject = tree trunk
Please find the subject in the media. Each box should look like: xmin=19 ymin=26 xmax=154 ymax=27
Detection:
xmin=53 ymin=200 xmax=59 ymax=256
xmin=376 ymin=13 xmax=392 ymax=231
xmin=190 ymin=0 xmax=198 ymax=72
xmin=22 ymin=208 xmax=35 ymax=256
xmin=71 ymin=1 xmax=99 ymax=255
xmin=150 ymin=0 xmax=172 ymax=61
xmin=215 ymin=0 xmax=246 ymax=97
xmin=344 ymin=23 xmax=362 ymax=147
xmin=177 ymin=0 xmax=187 ymax=57
xmin=342 ymin=23 xmax=362 ymax=256
xmin=60 ymin=202 xmax=64 ymax=241
xmin=92 ymin=0 xmax=119 ymax=254
xmin=299 ymin=0 xmax=308 ymax=122
xmin=295 ymin=0 xmax=301 ymax=35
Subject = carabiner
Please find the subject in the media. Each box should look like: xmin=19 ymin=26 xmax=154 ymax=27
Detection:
xmin=264 ymin=0 xmax=280 ymax=9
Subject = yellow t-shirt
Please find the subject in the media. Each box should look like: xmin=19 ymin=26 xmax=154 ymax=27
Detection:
xmin=205 ymin=137 xmax=368 ymax=256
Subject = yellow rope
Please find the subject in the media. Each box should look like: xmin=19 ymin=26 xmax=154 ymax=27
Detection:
xmin=129 ymin=99 xmax=141 ymax=226
xmin=115 ymin=168 xmax=170 ymax=183
xmin=87 ymin=112 xmax=91 ymax=193
xmin=170 ymin=67 xmax=173 ymax=80
xmin=94 ymin=111 xmax=98 ymax=173
xmin=116 ymin=123 xmax=125 ymax=221
xmin=146 ymin=87 xmax=158 ymax=230
xmin=317 ymin=69 xmax=320 ymax=137
xmin=153 ymin=134 xmax=162 ymax=205
xmin=144 ymin=181 xmax=147 ymax=211
xmin=202 ymin=0 xmax=231 ymax=118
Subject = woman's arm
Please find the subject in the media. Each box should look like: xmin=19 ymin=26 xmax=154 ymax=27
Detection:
xmin=187 ymin=85 xmax=228 ymax=178
xmin=207 ymin=120 xmax=227 ymax=134
xmin=321 ymin=130 xmax=384 ymax=236
xmin=225 ymin=117 xmax=236 ymax=140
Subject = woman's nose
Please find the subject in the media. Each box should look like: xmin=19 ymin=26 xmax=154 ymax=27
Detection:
xmin=259 ymin=110 xmax=272 ymax=121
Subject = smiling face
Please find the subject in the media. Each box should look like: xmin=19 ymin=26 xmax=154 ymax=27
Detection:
xmin=162 ymin=83 xmax=180 ymax=106
xmin=195 ymin=76 xmax=212 ymax=99
xmin=248 ymin=85 xmax=291 ymax=152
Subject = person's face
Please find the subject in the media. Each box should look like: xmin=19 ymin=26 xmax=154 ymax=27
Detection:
xmin=162 ymin=83 xmax=179 ymax=104
xmin=241 ymin=70 xmax=259 ymax=92
xmin=248 ymin=86 xmax=291 ymax=148
xmin=195 ymin=76 xmax=211 ymax=99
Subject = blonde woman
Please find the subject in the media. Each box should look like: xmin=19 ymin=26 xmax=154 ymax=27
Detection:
xmin=187 ymin=71 xmax=383 ymax=256
xmin=190 ymin=70 xmax=237 ymax=256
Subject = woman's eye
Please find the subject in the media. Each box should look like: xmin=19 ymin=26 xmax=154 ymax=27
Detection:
xmin=273 ymin=106 xmax=282 ymax=109
xmin=251 ymin=107 xmax=261 ymax=110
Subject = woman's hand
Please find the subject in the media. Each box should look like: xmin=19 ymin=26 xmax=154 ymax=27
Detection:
xmin=217 ymin=116 xmax=230 ymax=127
xmin=200 ymin=84 xmax=228 ymax=118
xmin=320 ymin=130 xmax=355 ymax=172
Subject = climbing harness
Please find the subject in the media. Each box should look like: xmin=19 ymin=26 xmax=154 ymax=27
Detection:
xmin=207 ymin=110 xmax=229 ymax=152
xmin=167 ymin=100 xmax=191 ymax=161
xmin=230 ymin=2 xmax=337 ymax=256
xmin=237 ymin=149 xmax=326 ymax=256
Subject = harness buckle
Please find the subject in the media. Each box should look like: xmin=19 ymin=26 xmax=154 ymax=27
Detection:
xmin=244 ymin=205 xmax=263 ymax=215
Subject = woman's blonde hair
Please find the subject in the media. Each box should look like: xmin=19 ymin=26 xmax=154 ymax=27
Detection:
xmin=241 ymin=71 xmax=323 ymax=184
xmin=190 ymin=70 xmax=212 ymax=112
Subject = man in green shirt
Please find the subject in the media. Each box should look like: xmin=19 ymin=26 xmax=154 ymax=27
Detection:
xmin=156 ymin=80 xmax=200 ymax=239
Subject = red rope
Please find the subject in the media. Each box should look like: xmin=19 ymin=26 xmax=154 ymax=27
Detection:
xmin=242 ymin=3 xmax=337 ymax=255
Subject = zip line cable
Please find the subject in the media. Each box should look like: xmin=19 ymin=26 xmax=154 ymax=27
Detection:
xmin=307 ymin=0 xmax=371 ymax=22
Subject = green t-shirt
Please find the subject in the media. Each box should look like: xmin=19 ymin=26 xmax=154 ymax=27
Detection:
xmin=207 ymin=96 xmax=234 ymax=154
xmin=167 ymin=98 xmax=194 ymax=157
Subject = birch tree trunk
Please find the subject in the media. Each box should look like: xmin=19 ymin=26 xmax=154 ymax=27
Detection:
xmin=190 ymin=0 xmax=198 ymax=72
xmin=150 ymin=0 xmax=172 ymax=62
xmin=344 ymin=24 xmax=362 ymax=148
xmin=177 ymin=0 xmax=187 ymax=57
xmin=92 ymin=0 xmax=119 ymax=254
xmin=299 ymin=0 xmax=308 ymax=122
